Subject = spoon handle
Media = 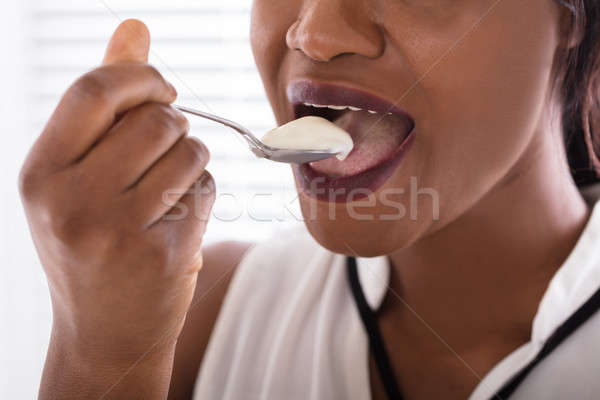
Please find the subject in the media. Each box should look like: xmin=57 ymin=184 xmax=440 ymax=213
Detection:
xmin=173 ymin=104 xmax=265 ymax=151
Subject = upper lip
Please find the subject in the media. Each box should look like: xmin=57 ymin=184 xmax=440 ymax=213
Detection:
xmin=286 ymin=80 xmax=415 ymax=124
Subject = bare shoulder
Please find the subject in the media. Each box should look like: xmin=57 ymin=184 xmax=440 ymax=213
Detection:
xmin=168 ymin=240 xmax=253 ymax=400
xmin=196 ymin=240 xmax=253 ymax=294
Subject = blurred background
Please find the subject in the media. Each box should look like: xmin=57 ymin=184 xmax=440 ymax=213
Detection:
xmin=0 ymin=0 xmax=302 ymax=397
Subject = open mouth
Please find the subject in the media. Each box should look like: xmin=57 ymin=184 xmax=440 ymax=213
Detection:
xmin=287 ymin=80 xmax=416 ymax=202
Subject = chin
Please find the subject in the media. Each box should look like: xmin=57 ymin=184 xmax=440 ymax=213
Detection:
xmin=297 ymin=190 xmax=426 ymax=257
xmin=302 ymin=214 xmax=416 ymax=257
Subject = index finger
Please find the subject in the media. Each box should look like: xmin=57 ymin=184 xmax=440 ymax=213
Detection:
xmin=34 ymin=62 xmax=177 ymax=170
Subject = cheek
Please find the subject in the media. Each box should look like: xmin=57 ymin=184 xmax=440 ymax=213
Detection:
xmin=294 ymin=174 xmax=429 ymax=255
xmin=251 ymin=1 xmax=299 ymax=121
xmin=294 ymin=0 xmax=561 ymax=255
xmin=404 ymin=0 xmax=560 ymax=209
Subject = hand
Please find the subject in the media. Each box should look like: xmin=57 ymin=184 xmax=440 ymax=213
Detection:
xmin=19 ymin=20 xmax=215 ymax=364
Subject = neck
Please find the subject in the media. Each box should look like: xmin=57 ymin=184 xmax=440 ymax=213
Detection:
xmin=387 ymin=104 xmax=591 ymax=351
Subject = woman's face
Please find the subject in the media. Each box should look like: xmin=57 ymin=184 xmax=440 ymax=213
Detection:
xmin=250 ymin=0 xmax=564 ymax=256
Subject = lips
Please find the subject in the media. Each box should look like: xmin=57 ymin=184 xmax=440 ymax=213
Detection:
xmin=287 ymin=80 xmax=416 ymax=202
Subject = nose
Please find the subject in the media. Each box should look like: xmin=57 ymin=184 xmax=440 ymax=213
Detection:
xmin=286 ymin=0 xmax=384 ymax=62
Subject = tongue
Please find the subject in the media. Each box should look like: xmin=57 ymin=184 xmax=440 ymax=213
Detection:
xmin=309 ymin=110 xmax=412 ymax=177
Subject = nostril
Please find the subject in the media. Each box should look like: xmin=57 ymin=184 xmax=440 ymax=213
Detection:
xmin=285 ymin=19 xmax=302 ymax=51
xmin=285 ymin=4 xmax=385 ymax=62
xmin=286 ymin=19 xmax=337 ymax=63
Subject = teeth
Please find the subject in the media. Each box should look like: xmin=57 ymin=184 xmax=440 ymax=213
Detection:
xmin=302 ymin=103 xmax=372 ymax=113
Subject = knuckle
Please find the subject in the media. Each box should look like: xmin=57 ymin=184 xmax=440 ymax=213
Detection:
xmin=176 ymin=247 xmax=204 ymax=276
xmin=45 ymin=204 xmax=114 ymax=252
xmin=19 ymin=165 xmax=121 ymax=253
xmin=174 ymin=109 xmax=190 ymax=132
xmin=46 ymin=208 xmax=87 ymax=244
xmin=199 ymin=171 xmax=216 ymax=198
xmin=191 ymin=171 xmax=216 ymax=222
xmin=142 ymin=233 xmax=174 ymax=270
xmin=70 ymin=70 xmax=111 ymax=106
xmin=182 ymin=137 xmax=210 ymax=165
xmin=144 ymin=104 xmax=186 ymax=134
xmin=36 ymin=175 xmax=97 ymax=244
xmin=18 ymin=166 xmax=40 ymax=200
xmin=143 ymin=64 xmax=164 ymax=83
xmin=141 ymin=64 xmax=174 ymax=95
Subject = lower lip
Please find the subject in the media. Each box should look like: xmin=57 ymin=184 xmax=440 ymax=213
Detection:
xmin=294 ymin=129 xmax=415 ymax=203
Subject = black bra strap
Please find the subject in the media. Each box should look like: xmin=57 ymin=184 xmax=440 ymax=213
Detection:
xmin=346 ymin=256 xmax=403 ymax=400
xmin=347 ymin=256 xmax=600 ymax=400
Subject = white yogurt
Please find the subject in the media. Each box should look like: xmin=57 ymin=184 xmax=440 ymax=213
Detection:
xmin=261 ymin=116 xmax=354 ymax=161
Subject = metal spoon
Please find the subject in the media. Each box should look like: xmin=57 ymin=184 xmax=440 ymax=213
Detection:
xmin=174 ymin=104 xmax=338 ymax=164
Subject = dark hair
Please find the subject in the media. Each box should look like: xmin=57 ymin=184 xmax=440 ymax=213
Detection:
xmin=557 ymin=0 xmax=600 ymax=185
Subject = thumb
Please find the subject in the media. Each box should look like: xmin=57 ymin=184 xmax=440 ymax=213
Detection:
xmin=102 ymin=19 xmax=150 ymax=65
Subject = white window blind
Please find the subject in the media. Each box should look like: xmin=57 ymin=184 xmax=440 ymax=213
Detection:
xmin=29 ymin=0 xmax=303 ymax=244
xmin=0 ymin=2 xmax=303 ymax=398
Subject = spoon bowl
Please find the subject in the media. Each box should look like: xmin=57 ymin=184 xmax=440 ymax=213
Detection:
xmin=174 ymin=105 xmax=339 ymax=164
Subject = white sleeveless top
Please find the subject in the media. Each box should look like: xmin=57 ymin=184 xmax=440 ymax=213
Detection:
xmin=194 ymin=186 xmax=600 ymax=400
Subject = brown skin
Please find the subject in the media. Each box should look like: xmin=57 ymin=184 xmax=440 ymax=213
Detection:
xmin=21 ymin=2 xmax=594 ymax=400
xmin=19 ymin=20 xmax=249 ymax=399
xmin=168 ymin=241 xmax=250 ymax=399
xmin=251 ymin=0 xmax=590 ymax=398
